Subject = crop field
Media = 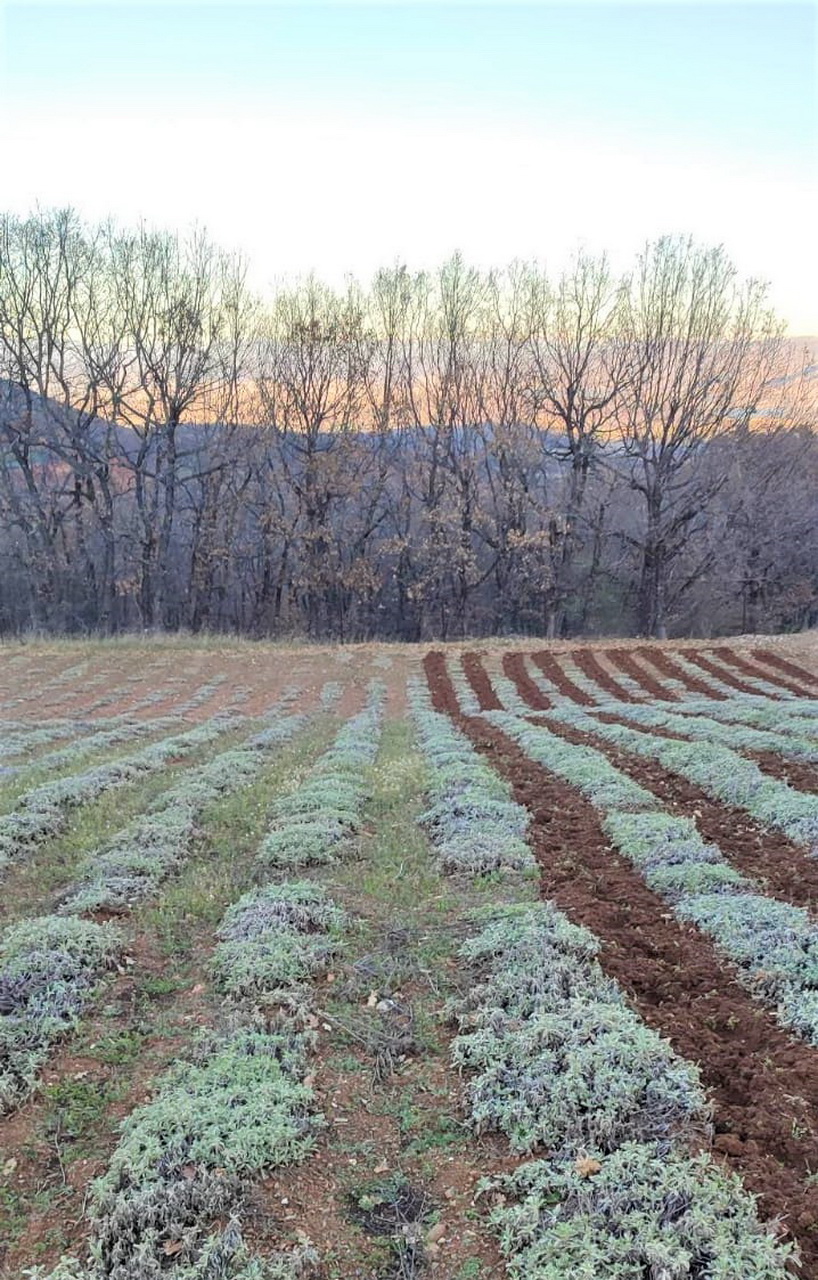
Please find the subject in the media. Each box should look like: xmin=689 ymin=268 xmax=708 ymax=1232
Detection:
xmin=1 ymin=634 xmax=817 ymax=1280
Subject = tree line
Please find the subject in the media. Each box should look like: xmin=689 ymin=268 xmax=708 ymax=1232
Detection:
xmin=0 ymin=208 xmax=815 ymax=641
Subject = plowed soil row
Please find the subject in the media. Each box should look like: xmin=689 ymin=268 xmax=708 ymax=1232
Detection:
xmin=501 ymin=651 xmax=551 ymax=709
xmin=570 ymin=649 xmax=642 ymax=703
xmin=752 ymin=649 xmax=818 ymax=690
xmin=606 ymin=648 xmax=679 ymax=700
xmin=594 ymin=710 xmax=818 ymax=796
xmin=712 ymin=648 xmax=816 ymax=699
xmin=547 ymin=714 xmax=818 ymax=912
xmin=461 ymin=651 xmax=502 ymax=710
xmin=635 ymin=646 xmax=724 ymax=699
xmin=424 ymin=650 xmax=818 ymax=1272
xmin=465 ymin=650 xmax=818 ymax=793
xmin=683 ymin=649 xmax=780 ymax=696
xmin=530 ymin=650 xmax=595 ymax=704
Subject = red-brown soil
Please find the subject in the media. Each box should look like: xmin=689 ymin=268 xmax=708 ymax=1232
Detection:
xmin=550 ymin=714 xmax=818 ymax=912
xmin=530 ymin=651 xmax=595 ymax=705
xmin=424 ymin=649 xmax=818 ymax=1273
xmin=635 ymin=646 xmax=726 ymax=700
xmin=491 ymin=656 xmax=818 ymax=795
xmin=570 ymin=649 xmax=642 ymax=703
xmin=752 ymin=649 xmax=818 ymax=690
xmin=594 ymin=710 xmax=818 ymax=796
xmin=243 ymin=991 xmax=512 ymax=1280
xmin=461 ymin=652 xmax=503 ymax=711
xmin=605 ymin=648 xmax=680 ymax=700
xmin=710 ymin=648 xmax=816 ymax=699
xmin=501 ymin=652 xmax=552 ymax=710
xmin=682 ymin=649 xmax=777 ymax=697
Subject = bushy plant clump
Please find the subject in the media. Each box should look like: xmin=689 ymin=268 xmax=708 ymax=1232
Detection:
xmin=448 ymin=905 xmax=785 ymax=1272
xmin=0 ymin=718 xmax=118 ymax=762
xmin=29 ymin=716 xmax=177 ymax=774
xmin=175 ymin=676 xmax=227 ymax=713
xmin=212 ymin=881 xmax=345 ymax=1000
xmin=408 ymin=680 xmax=535 ymax=875
xmin=60 ymin=809 xmax=199 ymax=914
xmin=257 ymin=684 xmax=385 ymax=869
xmin=37 ymin=845 xmax=337 ymax=1276
xmin=551 ymin=705 xmax=818 ymax=851
xmin=490 ymin=713 xmax=656 ymax=813
xmin=82 ymin=1027 xmax=318 ymax=1279
xmin=677 ymin=892 xmax=818 ymax=1041
xmin=0 ymin=915 xmax=122 ymax=1111
xmin=606 ymin=702 xmax=818 ymax=762
xmin=603 ymin=811 xmax=749 ymax=902
xmin=26 ymin=1229 xmax=316 ymax=1280
xmin=450 ymin=904 xmax=708 ymax=1154
xmin=485 ymin=671 xmax=532 ymax=716
xmin=61 ymin=712 xmax=309 ymax=914
xmin=33 ymin=681 xmax=349 ymax=1276
xmin=671 ymin=695 xmax=818 ymax=737
xmin=487 ymin=1142 xmax=792 ymax=1278
xmin=497 ymin=715 xmax=818 ymax=1042
xmin=2 ymin=707 xmax=312 ymax=1112
xmin=319 ymin=680 xmax=342 ymax=710
xmin=0 ymin=716 xmax=243 ymax=879
xmin=446 ymin=661 xmax=482 ymax=715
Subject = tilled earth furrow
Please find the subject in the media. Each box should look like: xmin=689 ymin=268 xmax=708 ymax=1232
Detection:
xmin=424 ymin=650 xmax=818 ymax=1271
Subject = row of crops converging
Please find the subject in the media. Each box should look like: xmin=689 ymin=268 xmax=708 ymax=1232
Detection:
xmin=1 ymin=643 xmax=817 ymax=1278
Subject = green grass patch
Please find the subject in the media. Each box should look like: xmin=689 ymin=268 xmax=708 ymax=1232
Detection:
xmin=137 ymin=718 xmax=338 ymax=959
xmin=0 ymin=724 xmax=251 ymax=929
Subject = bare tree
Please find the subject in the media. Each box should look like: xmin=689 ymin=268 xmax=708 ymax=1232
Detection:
xmin=618 ymin=236 xmax=783 ymax=637
xmin=1 ymin=210 xmax=814 ymax=642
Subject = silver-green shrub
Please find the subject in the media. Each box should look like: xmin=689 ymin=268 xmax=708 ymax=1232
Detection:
xmin=488 ymin=1142 xmax=791 ymax=1278
xmin=0 ymin=915 xmax=122 ymax=1111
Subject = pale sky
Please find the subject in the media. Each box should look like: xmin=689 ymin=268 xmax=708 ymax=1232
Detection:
xmin=1 ymin=0 xmax=816 ymax=331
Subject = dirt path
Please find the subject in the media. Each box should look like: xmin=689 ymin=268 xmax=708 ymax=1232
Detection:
xmin=711 ymin=647 xmax=816 ymax=699
xmin=570 ymin=648 xmax=641 ymax=703
xmin=424 ymin=649 xmax=818 ymax=1272
xmin=635 ymin=646 xmax=725 ymax=699
xmin=605 ymin=648 xmax=680 ymax=700
xmin=530 ymin=650 xmax=595 ymax=704
xmin=501 ymin=651 xmax=551 ymax=710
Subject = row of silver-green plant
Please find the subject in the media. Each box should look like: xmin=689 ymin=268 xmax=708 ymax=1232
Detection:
xmin=505 ymin=655 xmax=818 ymax=746
xmin=587 ymin=700 xmax=818 ymax=762
xmin=546 ymin=704 xmax=818 ymax=852
xmin=0 ymin=673 xmax=250 ymax=772
xmin=257 ymin=681 xmax=384 ymax=872
xmin=28 ymin=885 xmax=344 ymax=1280
xmin=0 ymin=715 xmax=162 ymax=765
xmin=0 ymin=715 xmax=247 ymax=880
xmin=407 ymin=677 xmax=535 ymax=875
xmin=493 ymin=712 xmax=818 ymax=1048
xmin=0 ymin=700 xmax=316 ymax=1116
xmin=411 ymin=692 xmax=791 ymax=1277
xmin=28 ymin=689 xmax=387 ymax=1278
xmin=666 ymin=651 xmax=802 ymax=701
xmin=665 ymin=692 xmax=818 ymax=736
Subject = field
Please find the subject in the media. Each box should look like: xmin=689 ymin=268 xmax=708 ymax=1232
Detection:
xmin=1 ymin=633 xmax=818 ymax=1280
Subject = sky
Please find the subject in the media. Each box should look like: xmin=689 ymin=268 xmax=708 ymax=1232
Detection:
xmin=0 ymin=1 xmax=816 ymax=332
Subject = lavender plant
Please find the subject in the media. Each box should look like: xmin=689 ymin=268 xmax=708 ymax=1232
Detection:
xmin=408 ymin=679 xmax=535 ymax=875
xmin=0 ymin=915 xmax=122 ymax=1111
xmin=487 ymin=1142 xmax=791 ymax=1278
